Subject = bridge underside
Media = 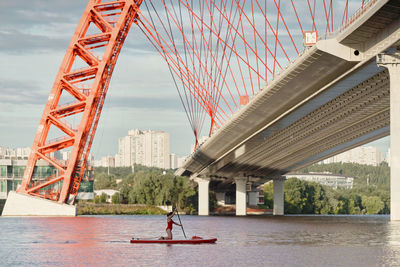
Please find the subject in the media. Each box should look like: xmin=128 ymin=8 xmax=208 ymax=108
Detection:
xmin=177 ymin=0 xmax=400 ymax=185
xmin=209 ymin=62 xmax=389 ymax=180
xmin=178 ymin=55 xmax=390 ymax=185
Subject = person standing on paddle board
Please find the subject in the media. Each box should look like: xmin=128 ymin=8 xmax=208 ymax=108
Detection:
xmin=160 ymin=209 xmax=181 ymax=240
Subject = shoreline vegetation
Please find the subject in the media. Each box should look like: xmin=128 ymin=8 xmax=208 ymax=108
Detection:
xmin=0 ymin=162 xmax=390 ymax=216
xmin=77 ymin=203 xmax=166 ymax=215
xmin=0 ymin=163 xmax=388 ymax=216
xmin=90 ymin=162 xmax=389 ymax=216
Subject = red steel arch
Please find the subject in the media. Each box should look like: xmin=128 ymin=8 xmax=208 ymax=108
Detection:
xmin=17 ymin=0 xmax=143 ymax=204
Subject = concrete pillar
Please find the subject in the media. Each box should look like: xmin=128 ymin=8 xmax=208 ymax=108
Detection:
xmin=273 ymin=178 xmax=285 ymax=216
xmin=196 ymin=177 xmax=210 ymax=216
xmin=235 ymin=177 xmax=247 ymax=216
xmin=378 ymin=53 xmax=400 ymax=221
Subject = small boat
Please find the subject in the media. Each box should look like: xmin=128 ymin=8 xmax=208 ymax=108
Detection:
xmin=130 ymin=236 xmax=217 ymax=244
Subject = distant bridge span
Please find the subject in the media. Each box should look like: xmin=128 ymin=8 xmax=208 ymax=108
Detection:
xmin=176 ymin=0 xmax=400 ymax=219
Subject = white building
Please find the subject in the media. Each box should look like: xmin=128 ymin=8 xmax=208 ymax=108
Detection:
xmin=170 ymin=153 xmax=178 ymax=169
xmin=0 ymin=147 xmax=31 ymax=160
xmin=62 ymin=151 xmax=71 ymax=161
xmin=93 ymin=156 xmax=115 ymax=168
xmin=94 ymin=189 xmax=120 ymax=203
xmin=116 ymin=129 xmax=170 ymax=169
xmin=102 ymin=156 xmax=115 ymax=168
xmin=386 ymin=148 xmax=391 ymax=167
xmin=320 ymin=146 xmax=384 ymax=166
xmin=285 ymin=172 xmax=354 ymax=189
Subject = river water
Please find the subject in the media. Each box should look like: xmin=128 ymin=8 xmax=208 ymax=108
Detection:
xmin=1 ymin=215 xmax=400 ymax=266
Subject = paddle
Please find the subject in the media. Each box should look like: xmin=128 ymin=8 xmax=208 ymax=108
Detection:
xmin=175 ymin=208 xmax=187 ymax=239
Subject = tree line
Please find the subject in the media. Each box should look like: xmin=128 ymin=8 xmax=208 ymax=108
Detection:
xmin=92 ymin=162 xmax=390 ymax=215
xmin=264 ymin=162 xmax=390 ymax=215
xmin=92 ymin=165 xmax=198 ymax=213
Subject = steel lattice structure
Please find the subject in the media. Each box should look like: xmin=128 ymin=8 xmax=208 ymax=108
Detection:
xmin=17 ymin=0 xmax=143 ymax=203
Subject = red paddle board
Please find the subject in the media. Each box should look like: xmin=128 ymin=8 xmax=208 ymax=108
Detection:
xmin=130 ymin=236 xmax=217 ymax=244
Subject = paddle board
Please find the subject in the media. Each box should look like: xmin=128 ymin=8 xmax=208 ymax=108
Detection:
xmin=130 ymin=236 xmax=217 ymax=244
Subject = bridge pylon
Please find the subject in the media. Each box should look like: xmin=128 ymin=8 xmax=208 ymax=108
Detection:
xmin=377 ymin=52 xmax=400 ymax=221
xmin=194 ymin=177 xmax=210 ymax=216
xmin=2 ymin=0 xmax=143 ymax=216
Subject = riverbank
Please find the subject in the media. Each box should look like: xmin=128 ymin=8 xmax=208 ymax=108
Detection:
xmin=76 ymin=203 xmax=166 ymax=215
xmin=76 ymin=203 xmax=272 ymax=216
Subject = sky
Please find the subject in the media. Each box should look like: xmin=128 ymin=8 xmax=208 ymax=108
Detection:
xmin=0 ymin=0 xmax=389 ymax=160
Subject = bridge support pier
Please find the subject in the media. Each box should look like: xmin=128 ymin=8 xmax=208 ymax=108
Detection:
xmin=378 ymin=53 xmax=400 ymax=221
xmin=196 ymin=177 xmax=210 ymax=216
xmin=273 ymin=178 xmax=285 ymax=216
xmin=235 ymin=177 xmax=247 ymax=216
xmin=2 ymin=191 xmax=76 ymax=216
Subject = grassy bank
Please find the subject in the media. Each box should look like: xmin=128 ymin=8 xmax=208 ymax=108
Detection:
xmin=77 ymin=203 xmax=166 ymax=215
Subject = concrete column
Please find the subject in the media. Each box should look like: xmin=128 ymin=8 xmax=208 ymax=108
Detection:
xmin=273 ymin=178 xmax=285 ymax=216
xmin=235 ymin=177 xmax=247 ymax=216
xmin=378 ymin=53 xmax=400 ymax=221
xmin=196 ymin=177 xmax=210 ymax=216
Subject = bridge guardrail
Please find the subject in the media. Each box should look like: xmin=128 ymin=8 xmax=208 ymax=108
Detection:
xmin=319 ymin=0 xmax=378 ymax=41
xmin=337 ymin=0 xmax=378 ymax=34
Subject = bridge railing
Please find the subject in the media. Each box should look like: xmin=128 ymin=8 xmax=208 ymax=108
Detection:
xmin=337 ymin=0 xmax=378 ymax=34
xmin=319 ymin=0 xmax=378 ymax=41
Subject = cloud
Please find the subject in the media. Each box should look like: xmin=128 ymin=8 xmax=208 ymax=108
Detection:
xmin=105 ymin=94 xmax=185 ymax=111
xmin=0 ymin=29 xmax=68 ymax=53
xmin=0 ymin=1 xmax=85 ymax=27
xmin=0 ymin=80 xmax=48 ymax=105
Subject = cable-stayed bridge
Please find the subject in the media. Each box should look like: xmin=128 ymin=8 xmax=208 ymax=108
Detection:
xmin=2 ymin=0 xmax=400 ymax=220
xmin=175 ymin=0 xmax=400 ymax=218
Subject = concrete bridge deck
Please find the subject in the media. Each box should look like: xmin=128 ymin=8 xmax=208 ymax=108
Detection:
xmin=176 ymin=0 xmax=400 ymax=218
xmin=177 ymin=0 xmax=399 ymax=180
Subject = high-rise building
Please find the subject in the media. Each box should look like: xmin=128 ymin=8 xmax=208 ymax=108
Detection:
xmin=170 ymin=153 xmax=178 ymax=169
xmin=0 ymin=146 xmax=31 ymax=160
xmin=320 ymin=146 xmax=384 ymax=166
xmin=116 ymin=129 xmax=170 ymax=169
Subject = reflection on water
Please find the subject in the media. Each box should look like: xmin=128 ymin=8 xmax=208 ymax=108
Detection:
xmin=1 ymin=215 xmax=400 ymax=266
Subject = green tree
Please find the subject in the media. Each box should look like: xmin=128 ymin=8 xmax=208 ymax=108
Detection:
xmin=263 ymin=182 xmax=274 ymax=209
xmin=112 ymin=193 xmax=120 ymax=204
xmin=94 ymin=195 xmax=101 ymax=204
xmin=284 ymin=178 xmax=306 ymax=214
xmin=362 ymin=196 xmax=384 ymax=214
xmin=99 ymin=193 xmax=107 ymax=203
xmin=94 ymin=173 xmax=117 ymax=190
xmin=115 ymin=167 xmax=197 ymax=212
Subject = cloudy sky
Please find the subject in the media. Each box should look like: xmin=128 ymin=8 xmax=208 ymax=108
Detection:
xmin=0 ymin=0 xmax=389 ymax=160
xmin=0 ymin=0 xmax=197 ymax=159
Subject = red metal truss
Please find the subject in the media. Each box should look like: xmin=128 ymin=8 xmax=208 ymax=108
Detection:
xmin=17 ymin=0 xmax=143 ymax=204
